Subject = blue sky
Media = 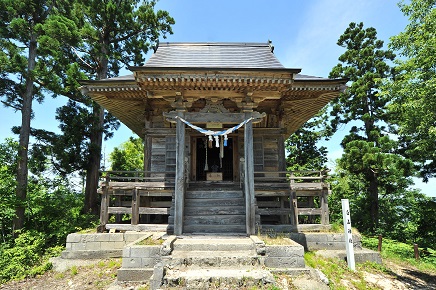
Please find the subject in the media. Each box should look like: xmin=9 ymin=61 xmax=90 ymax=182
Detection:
xmin=1 ymin=0 xmax=435 ymax=196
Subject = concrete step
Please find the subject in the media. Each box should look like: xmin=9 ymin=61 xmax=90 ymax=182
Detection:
xmin=169 ymin=251 xmax=261 ymax=268
xmin=172 ymin=237 xmax=255 ymax=252
xmin=163 ymin=268 xmax=275 ymax=289
xmin=315 ymin=248 xmax=382 ymax=264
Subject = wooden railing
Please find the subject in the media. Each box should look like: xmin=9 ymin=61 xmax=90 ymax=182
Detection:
xmin=98 ymin=169 xmax=331 ymax=231
xmin=99 ymin=171 xmax=175 ymax=228
xmin=254 ymin=170 xmax=331 ymax=227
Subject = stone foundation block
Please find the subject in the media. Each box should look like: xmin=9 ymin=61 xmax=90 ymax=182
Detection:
xmin=264 ymin=256 xmax=305 ymax=268
xmin=117 ymin=268 xmax=153 ymax=282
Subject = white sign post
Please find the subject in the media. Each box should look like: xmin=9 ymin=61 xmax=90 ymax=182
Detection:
xmin=342 ymin=199 xmax=355 ymax=271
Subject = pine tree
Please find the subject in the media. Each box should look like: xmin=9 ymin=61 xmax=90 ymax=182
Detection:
xmin=0 ymin=0 xmax=81 ymax=232
xmin=328 ymin=22 xmax=414 ymax=232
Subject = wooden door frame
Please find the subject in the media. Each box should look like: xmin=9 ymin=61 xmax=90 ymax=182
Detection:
xmin=190 ymin=134 xmax=239 ymax=182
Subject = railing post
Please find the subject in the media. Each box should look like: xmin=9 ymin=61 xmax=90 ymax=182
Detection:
xmin=131 ymin=188 xmax=140 ymax=225
xmin=289 ymin=171 xmax=298 ymax=226
xmin=239 ymin=157 xmax=245 ymax=189
xmin=100 ymin=173 xmax=110 ymax=228
xmin=378 ymin=235 xmax=383 ymax=252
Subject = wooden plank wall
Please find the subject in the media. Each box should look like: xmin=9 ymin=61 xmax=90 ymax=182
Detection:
xmin=263 ymin=136 xmax=279 ymax=172
xmin=252 ymin=133 xmax=280 ymax=172
xmin=151 ymin=137 xmax=166 ymax=172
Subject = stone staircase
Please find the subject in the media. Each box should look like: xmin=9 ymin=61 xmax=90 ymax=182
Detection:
xmin=116 ymin=234 xmax=307 ymax=288
xmin=169 ymin=182 xmax=247 ymax=234
xmin=160 ymin=236 xmax=275 ymax=289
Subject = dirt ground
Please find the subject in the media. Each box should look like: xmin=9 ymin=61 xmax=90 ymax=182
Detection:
xmin=0 ymin=257 xmax=435 ymax=290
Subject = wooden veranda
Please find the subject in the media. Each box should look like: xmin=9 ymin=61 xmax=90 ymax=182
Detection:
xmin=98 ymin=169 xmax=331 ymax=233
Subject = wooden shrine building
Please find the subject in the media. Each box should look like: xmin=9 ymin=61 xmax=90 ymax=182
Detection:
xmin=80 ymin=42 xmax=347 ymax=235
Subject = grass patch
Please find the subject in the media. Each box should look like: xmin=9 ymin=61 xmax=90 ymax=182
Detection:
xmin=136 ymin=236 xmax=164 ymax=246
xmin=362 ymin=236 xmax=436 ymax=274
xmin=304 ymin=252 xmax=380 ymax=290
xmin=76 ymin=227 xmax=97 ymax=234
xmin=70 ymin=266 xmax=78 ymax=276
xmin=260 ymin=235 xmax=293 ymax=246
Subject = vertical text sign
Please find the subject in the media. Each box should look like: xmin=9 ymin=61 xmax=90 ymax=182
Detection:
xmin=342 ymin=199 xmax=355 ymax=271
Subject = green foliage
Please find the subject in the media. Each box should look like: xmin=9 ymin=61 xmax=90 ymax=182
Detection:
xmin=329 ymin=168 xmax=431 ymax=243
xmin=0 ymin=230 xmax=47 ymax=283
xmin=0 ymin=137 xmax=99 ymax=284
xmin=362 ymin=236 xmax=436 ymax=272
xmin=0 ymin=138 xmax=18 ymax=242
xmin=23 ymin=176 xmax=98 ymax=246
xmin=109 ymin=137 xmax=144 ymax=171
xmin=328 ymin=22 xmax=395 ymax=135
xmin=304 ymin=252 xmax=372 ymax=290
xmin=286 ymin=113 xmax=328 ymax=171
xmin=327 ymin=22 xmax=417 ymax=234
xmin=385 ymin=0 xmax=436 ymax=181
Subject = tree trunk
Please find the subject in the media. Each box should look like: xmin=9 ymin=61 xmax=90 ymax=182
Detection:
xmin=13 ymin=35 xmax=37 ymax=234
xmin=368 ymin=170 xmax=379 ymax=232
xmin=83 ymin=103 xmax=105 ymax=215
xmin=83 ymin=40 xmax=109 ymax=215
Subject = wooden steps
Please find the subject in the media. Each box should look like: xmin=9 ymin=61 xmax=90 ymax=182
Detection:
xmin=173 ymin=183 xmax=247 ymax=234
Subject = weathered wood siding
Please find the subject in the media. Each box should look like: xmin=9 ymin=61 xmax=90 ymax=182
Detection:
xmin=150 ymin=137 xmax=166 ymax=172
xmin=251 ymin=129 xmax=282 ymax=172
xmin=263 ymin=136 xmax=280 ymax=172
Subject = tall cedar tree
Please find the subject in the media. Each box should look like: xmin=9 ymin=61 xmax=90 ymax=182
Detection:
xmin=328 ymin=22 xmax=397 ymax=232
xmin=387 ymin=0 xmax=436 ymax=181
xmin=0 ymin=0 xmax=80 ymax=232
xmin=61 ymin=0 xmax=174 ymax=214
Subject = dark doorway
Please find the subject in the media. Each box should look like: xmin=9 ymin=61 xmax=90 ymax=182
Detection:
xmin=195 ymin=137 xmax=233 ymax=181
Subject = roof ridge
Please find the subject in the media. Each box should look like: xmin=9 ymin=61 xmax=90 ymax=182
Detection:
xmin=158 ymin=42 xmax=271 ymax=47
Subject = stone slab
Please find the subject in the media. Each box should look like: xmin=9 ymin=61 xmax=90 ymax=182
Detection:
xmin=173 ymin=237 xmax=255 ymax=252
xmin=315 ymin=248 xmax=382 ymax=264
xmin=289 ymin=233 xmax=362 ymax=251
xmin=163 ymin=268 xmax=275 ymax=288
xmin=264 ymin=256 xmax=305 ymax=268
xmin=61 ymin=249 xmax=122 ymax=259
xmin=117 ymin=268 xmax=154 ymax=282
xmin=265 ymin=245 xmax=304 ymax=257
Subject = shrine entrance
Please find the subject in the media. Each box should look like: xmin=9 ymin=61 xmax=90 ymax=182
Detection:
xmin=191 ymin=137 xmax=237 ymax=182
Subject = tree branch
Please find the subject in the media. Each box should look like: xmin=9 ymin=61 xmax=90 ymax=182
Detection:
xmin=1 ymin=100 xmax=21 ymax=111
xmin=113 ymin=29 xmax=143 ymax=43
xmin=70 ymin=46 xmax=94 ymax=69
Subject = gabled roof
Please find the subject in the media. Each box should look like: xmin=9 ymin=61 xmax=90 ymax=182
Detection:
xmin=142 ymin=42 xmax=286 ymax=69
xmin=80 ymin=42 xmax=347 ymax=137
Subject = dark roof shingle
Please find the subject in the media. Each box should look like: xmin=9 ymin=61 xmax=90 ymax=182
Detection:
xmin=144 ymin=42 xmax=285 ymax=69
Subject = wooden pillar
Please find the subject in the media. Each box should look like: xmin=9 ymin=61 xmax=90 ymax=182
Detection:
xmin=174 ymin=111 xmax=186 ymax=235
xmin=115 ymin=195 xmax=122 ymax=223
xmin=244 ymin=112 xmax=256 ymax=235
xmin=131 ymin=188 xmax=140 ymax=225
xmin=278 ymin=134 xmax=288 ymax=224
xmin=290 ymin=172 xmax=298 ymax=225
xmin=277 ymin=134 xmax=286 ymax=171
xmin=321 ymin=190 xmax=329 ymax=225
xmin=143 ymin=126 xmax=152 ymax=224
xmin=100 ymin=174 xmax=110 ymax=227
